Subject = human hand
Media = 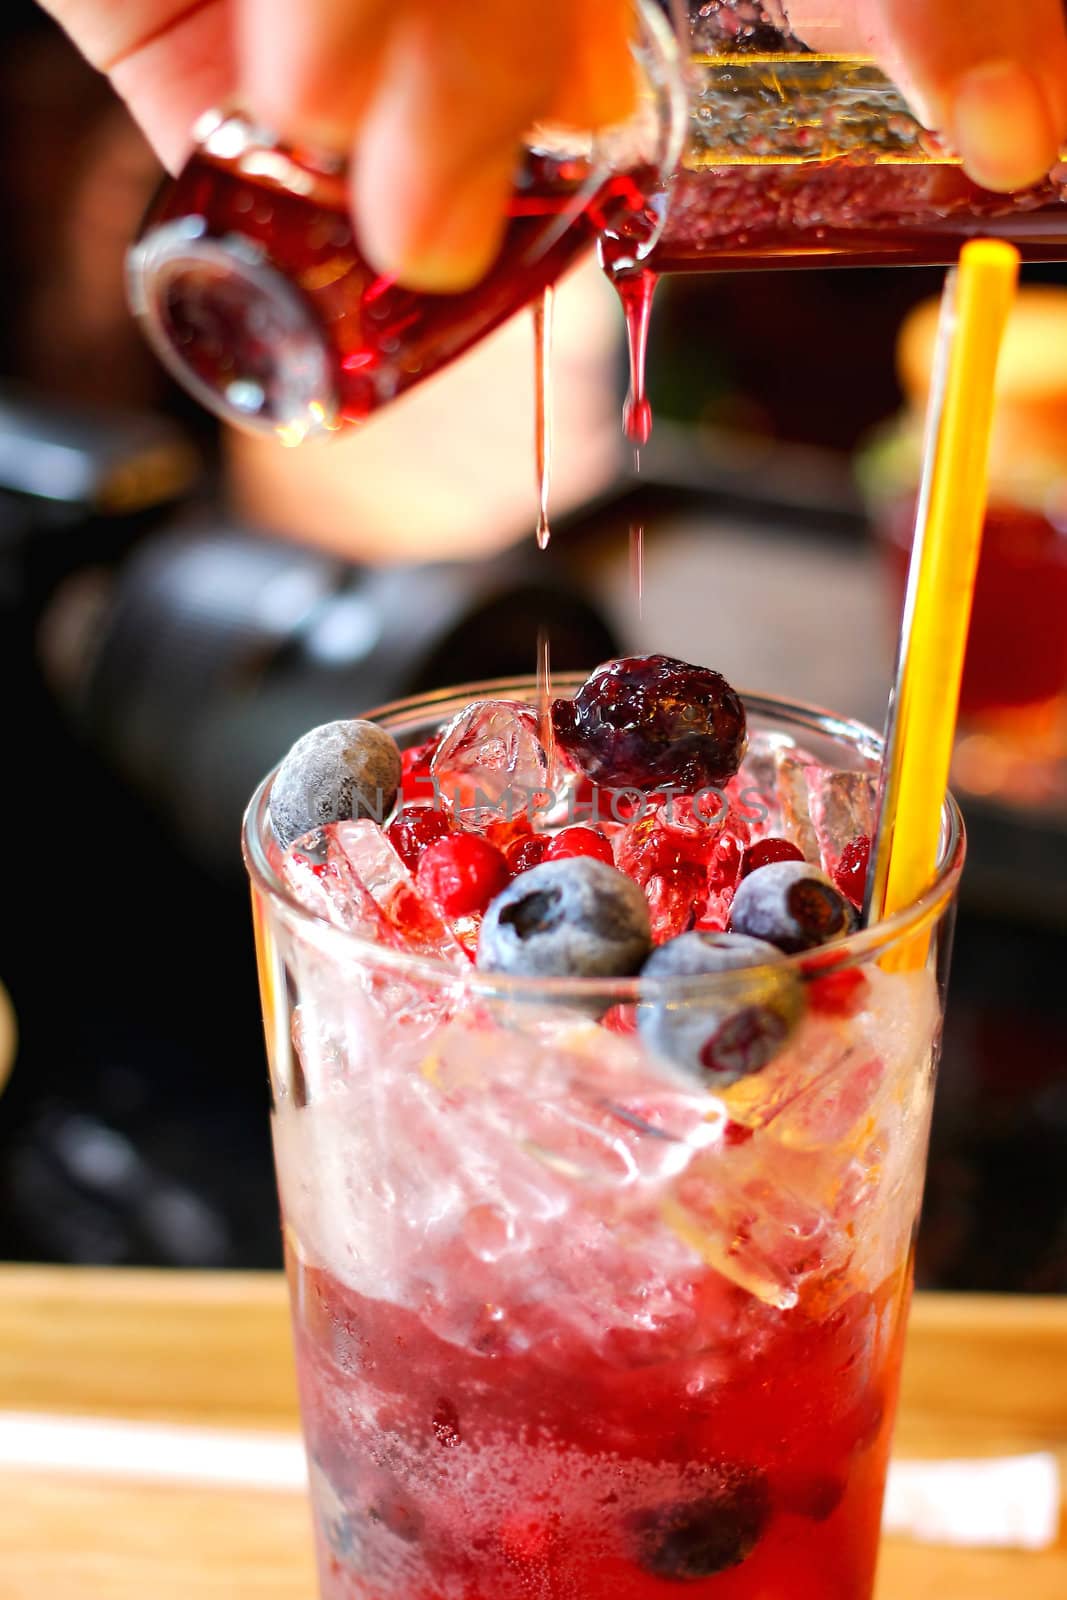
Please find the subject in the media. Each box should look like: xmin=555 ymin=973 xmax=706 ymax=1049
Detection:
xmin=40 ymin=0 xmax=636 ymax=291
xmin=776 ymin=0 xmax=1067 ymax=194
xmin=41 ymin=0 xmax=1067 ymax=294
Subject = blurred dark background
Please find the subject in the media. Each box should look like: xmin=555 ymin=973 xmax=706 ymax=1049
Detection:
xmin=0 ymin=5 xmax=1064 ymax=1288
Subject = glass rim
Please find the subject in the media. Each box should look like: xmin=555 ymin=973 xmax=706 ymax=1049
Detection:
xmin=242 ymin=675 xmax=965 ymax=1001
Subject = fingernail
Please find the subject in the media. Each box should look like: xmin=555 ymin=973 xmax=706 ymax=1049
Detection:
xmin=359 ymin=157 xmax=513 ymax=293
xmin=949 ymin=59 xmax=1058 ymax=192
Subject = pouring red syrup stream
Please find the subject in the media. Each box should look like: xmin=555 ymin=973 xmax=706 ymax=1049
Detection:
xmin=533 ymin=287 xmax=555 ymax=550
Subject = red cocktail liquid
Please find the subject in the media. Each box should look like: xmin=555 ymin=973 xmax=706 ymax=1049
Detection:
xmin=288 ymin=1246 xmax=910 ymax=1600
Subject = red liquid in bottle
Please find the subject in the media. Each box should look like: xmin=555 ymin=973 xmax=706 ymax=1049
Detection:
xmin=645 ymin=161 xmax=1067 ymax=273
xmin=133 ymin=131 xmax=656 ymax=437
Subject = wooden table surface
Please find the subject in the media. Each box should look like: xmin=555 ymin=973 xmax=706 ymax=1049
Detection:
xmin=0 ymin=1268 xmax=1064 ymax=1598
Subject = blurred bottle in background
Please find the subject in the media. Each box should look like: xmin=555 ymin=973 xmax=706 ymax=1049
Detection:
xmin=861 ymin=287 xmax=1067 ymax=818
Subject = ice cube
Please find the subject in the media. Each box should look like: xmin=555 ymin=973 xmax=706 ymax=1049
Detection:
xmin=281 ymin=828 xmax=393 ymax=936
xmin=735 ymin=730 xmax=806 ymax=841
xmin=774 ymin=752 xmax=822 ymax=863
xmin=643 ymin=868 xmax=701 ymax=942
xmin=806 ymin=766 xmax=877 ymax=879
xmin=663 ymin=1136 xmax=843 ymax=1311
xmin=739 ymin=964 xmax=935 ymax=1150
xmin=698 ymin=824 xmax=748 ymax=930
xmin=277 ymin=823 xmax=474 ymax=1075
xmin=614 ymin=803 xmax=721 ymax=942
xmin=774 ymin=755 xmax=877 ymax=877
xmin=332 ymin=819 xmax=470 ymax=968
xmin=430 ymin=699 xmax=554 ymax=822
xmin=758 ymin=1032 xmax=886 ymax=1151
xmin=280 ymin=1001 xmax=731 ymax=1360
xmin=422 ymin=1012 xmax=719 ymax=1203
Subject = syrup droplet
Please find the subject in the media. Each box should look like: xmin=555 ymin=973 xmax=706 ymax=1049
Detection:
xmin=532 ymin=286 xmax=554 ymax=549
xmin=616 ymin=268 xmax=658 ymax=458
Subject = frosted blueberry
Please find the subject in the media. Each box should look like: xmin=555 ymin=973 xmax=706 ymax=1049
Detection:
xmin=477 ymin=858 xmax=652 ymax=980
xmin=729 ymin=858 xmax=855 ymax=953
xmin=270 ymin=719 xmax=402 ymax=849
xmin=628 ymin=1470 xmax=770 ymax=1580
xmin=639 ymin=931 xmax=803 ymax=1087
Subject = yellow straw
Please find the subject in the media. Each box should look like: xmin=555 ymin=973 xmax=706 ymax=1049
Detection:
xmin=868 ymin=239 xmax=1019 ymax=928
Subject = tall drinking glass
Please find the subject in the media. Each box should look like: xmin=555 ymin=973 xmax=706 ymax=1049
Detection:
xmin=243 ymin=677 xmax=963 ymax=1600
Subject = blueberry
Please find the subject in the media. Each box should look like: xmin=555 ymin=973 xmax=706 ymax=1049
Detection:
xmin=270 ymin=720 xmax=402 ymax=849
xmin=309 ymin=1455 xmax=423 ymax=1571
xmin=552 ymin=654 xmax=746 ymax=793
xmin=477 ymin=858 xmax=652 ymax=980
xmin=729 ymin=859 xmax=855 ymax=954
xmin=638 ymin=932 xmax=803 ymax=1087
xmin=628 ymin=1470 xmax=770 ymax=1580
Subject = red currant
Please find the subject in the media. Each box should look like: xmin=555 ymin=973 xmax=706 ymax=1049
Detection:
xmin=416 ymin=834 xmax=510 ymax=918
xmin=805 ymin=964 xmax=870 ymax=1017
xmin=833 ymin=835 xmax=872 ymax=910
xmin=544 ymin=826 xmax=615 ymax=866
xmin=505 ymin=834 xmax=549 ymax=873
xmin=739 ymin=837 xmax=805 ymax=879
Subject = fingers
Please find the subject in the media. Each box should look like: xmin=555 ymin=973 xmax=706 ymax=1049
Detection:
xmin=47 ymin=0 xmax=637 ymax=290
xmin=350 ymin=0 xmax=577 ymax=290
xmin=786 ymin=0 xmax=1067 ymax=193
xmin=110 ymin=1 xmax=234 ymax=171
xmin=39 ymin=0 xmax=234 ymax=170
xmin=869 ymin=0 xmax=1067 ymax=192
xmin=948 ymin=58 xmax=1062 ymax=192
xmin=237 ymin=0 xmax=394 ymax=150
xmin=547 ymin=0 xmax=637 ymax=132
xmin=243 ymin=0 xmax=634 ymax=290
xmin=40 ymin=0 xmax=215 ymax=71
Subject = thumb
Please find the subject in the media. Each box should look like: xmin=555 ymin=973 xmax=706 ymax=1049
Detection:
xmin=784 ymin=0 xmax=1067 ymax=193
xmin=870 ymin=0 xmax=1067 ymax=192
